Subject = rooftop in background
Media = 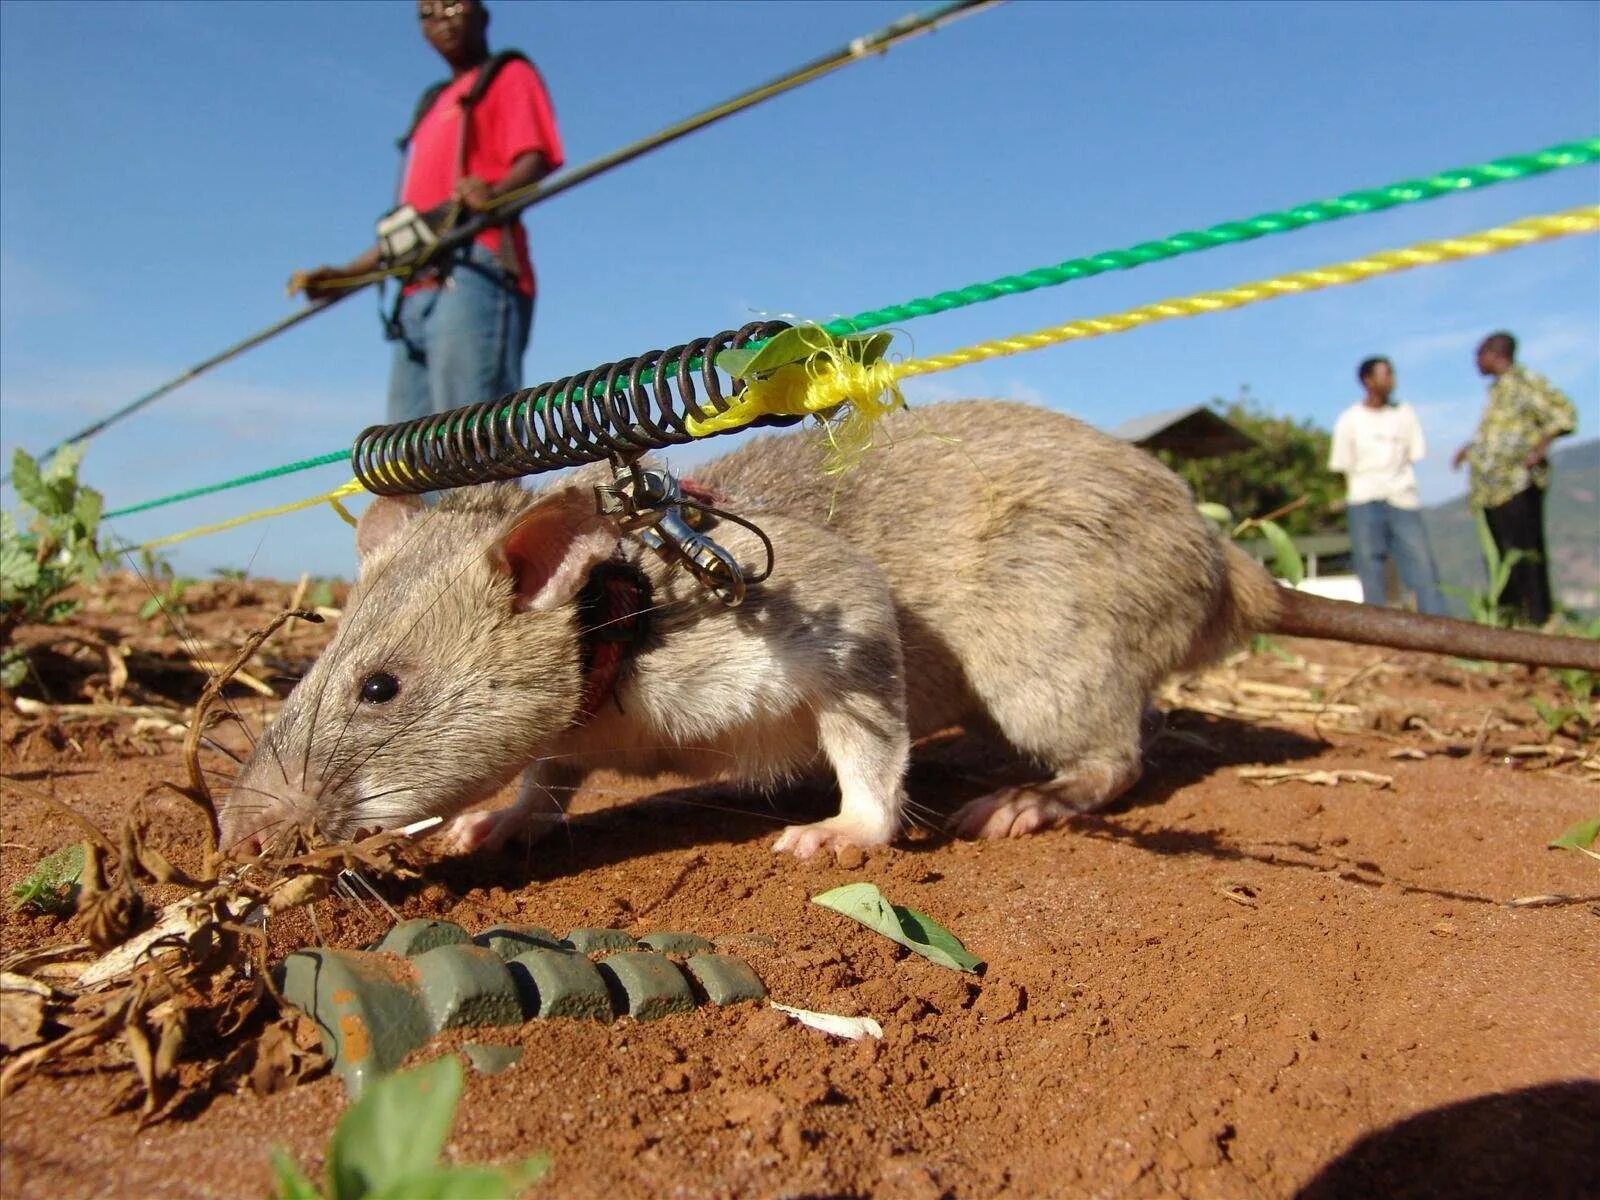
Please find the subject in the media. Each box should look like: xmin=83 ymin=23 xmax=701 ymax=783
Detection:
xmin=1110 ymin=405 xmax=1257 ymax=460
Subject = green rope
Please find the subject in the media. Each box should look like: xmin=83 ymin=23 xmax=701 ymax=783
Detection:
xmin=103 ymin=450 xmax=349 ymax=519
xmin=103 ymin=135 xmax=1599 ymax=521
xmin=822 ymin=138 xmax=1600 ymax=334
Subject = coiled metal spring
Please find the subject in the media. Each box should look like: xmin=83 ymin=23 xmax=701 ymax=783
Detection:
xmin=352 ymin=320 xmax=794 ymax=494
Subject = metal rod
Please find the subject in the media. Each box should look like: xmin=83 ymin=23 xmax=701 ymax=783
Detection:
xmin=14 ymin=0 xmax=1002 ymax=473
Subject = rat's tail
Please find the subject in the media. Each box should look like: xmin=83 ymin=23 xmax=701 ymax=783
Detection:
xmin=1271 ymin=587 xmax=1600 ymax=670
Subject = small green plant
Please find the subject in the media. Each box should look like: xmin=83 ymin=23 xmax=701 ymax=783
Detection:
xmin=1198 ymin=500 xmax=1306 ymax=656
xmin=138 ymin=575 xmax=197 ymax=622
xmin=213 ymin=566 xmax=249 ymax=581
xmin=10 ymin=843 xmax=86 ymax=915
xmin=1 ymin=445 xmax=104 ymax=689
xmin=1531 ymin=659 xmax=1599 ymax=741
xmin=272 ymin=1056 xmax=549 ymax=1200
xmin=306 ymin=578 xmax=338 ymax=610
xmin=1442 ymin=513 xmax=1528 ymax=628
xmin=137 ymin=544 xmax=176 ymax=581
xmin=1197 ymin=501 xmax=1306 ymax=586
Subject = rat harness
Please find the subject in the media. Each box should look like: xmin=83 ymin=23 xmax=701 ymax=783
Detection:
xmin=568 ymin=455 xmax=775 ymax=720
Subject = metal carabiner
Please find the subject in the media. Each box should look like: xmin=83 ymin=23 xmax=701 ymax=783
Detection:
xmin=596 ymin=455 xmax=751 ymax=606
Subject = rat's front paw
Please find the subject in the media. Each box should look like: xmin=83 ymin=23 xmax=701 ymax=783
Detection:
xmin=441 ymin=806 xmax=558 ymax=856
xmin=772 ymin=814 xmax=893 ymax=860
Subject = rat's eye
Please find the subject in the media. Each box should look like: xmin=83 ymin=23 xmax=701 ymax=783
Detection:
xmin=360 ymin=672 xmax=400 ymax=704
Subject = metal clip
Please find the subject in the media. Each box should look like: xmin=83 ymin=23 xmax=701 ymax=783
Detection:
xmin=596 ymin=456 xmax=749 ymax=606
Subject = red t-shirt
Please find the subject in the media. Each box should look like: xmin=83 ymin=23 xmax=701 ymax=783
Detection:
xmin=400 ymin=58 xmax=564 ymax=296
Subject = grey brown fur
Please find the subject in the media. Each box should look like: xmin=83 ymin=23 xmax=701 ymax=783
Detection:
xmin=220 ymin=399 xmax=1588 ymax=858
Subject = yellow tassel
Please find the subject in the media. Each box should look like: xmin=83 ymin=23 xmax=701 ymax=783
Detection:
xmin=684 ymin=349 xmax=905 ymax=474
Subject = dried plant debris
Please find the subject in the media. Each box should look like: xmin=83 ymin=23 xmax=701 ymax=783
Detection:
xmin=0 ymin=612 xmax=431 ymax=1123
xmin=770 ymin=1002 xmax=884 ymax=1041
xmin=0 ymin=973 xmax=56 ymax=1051
xmin=1236 ymin=767 xmax=1394 ymax=789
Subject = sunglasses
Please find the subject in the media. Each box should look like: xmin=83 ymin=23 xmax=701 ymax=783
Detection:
xmin=418 ymin=1 xmax=469 ymax=22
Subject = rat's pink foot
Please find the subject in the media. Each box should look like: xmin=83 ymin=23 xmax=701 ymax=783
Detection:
xmin=773 ymin=814 xmax=893 ymax=860
xmin=950 ymin=758 xmax=1139 ymax=840
xmin=949 ymin=787 xmax=1077 ymax=839
xmin=441 ymin=805 xmax=556 ymax=855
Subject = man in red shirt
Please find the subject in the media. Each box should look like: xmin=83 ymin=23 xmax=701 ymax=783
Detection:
xmin=295 ymin=0 xmax=564 ymax=422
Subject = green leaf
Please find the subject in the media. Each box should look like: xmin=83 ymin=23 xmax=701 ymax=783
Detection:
xmin=138 ymin=596 xmax=163 ymax=621
xmin=1257 ymin=519 xmax=1304 ymax=586
xmin=812 ymin=882 xmax=983 ymax=973
xmin=0 ymin=538 xmax=40 ymax=599
xmin=271 ymin=1147 xmax=324 ymax=1200
xmin=1473 ymin=513 xmax=1499 ymax=574
xmin=846 ymin=331 xmax=894 ymax=368
xmin=307 ymin=580 xmax=337 ymax=609
xmin=41 ymin=442 xmax=84 ymax=486
xmin=43 ymin=598 xmax=81 ymax=623
xmin=73 ymin=487 xmax=103 ymax=536
xmin=368 ymin=1154 xmax=549 ymax=1200
xmin=1529 ymin=698 xmax=1569 ymax=733
xmin=715 ymin=326 xmax=890 ymax=382
xmin=10 ymin=842 xmax=86 ymax=914
xmin=368 ymin=1168 xmax=509 ymax=1200
xmin=1196 ymin=502 xmax=1233 ymax=526
xmin=9 ymin=449 xmax=49 ymax=515
xmin=1548 ymin=816 xmax=1600 ymax=851
xmin=327 ymin=1056 xmax=464 ymax=1200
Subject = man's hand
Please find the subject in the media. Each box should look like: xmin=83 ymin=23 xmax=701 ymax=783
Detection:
xmin=1524 ymin=438 xmax=1553 ymax=469
xmin=454 ymin=175 xmax=496 ymax=211
xmin=1451 ymin=443 xmax=1471 ymax=470
xmin=288 ymin=266 xmax=347 ymax=302
xmin=288 ymin=246 xmax=383 ymax=302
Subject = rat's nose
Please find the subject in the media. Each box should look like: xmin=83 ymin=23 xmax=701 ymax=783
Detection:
xmin=218 ymin=757 xmax=320 ymax=859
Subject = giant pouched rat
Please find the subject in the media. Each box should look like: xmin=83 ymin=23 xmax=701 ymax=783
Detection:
xmin=219 ymin=400 xmax=1600 ymax=858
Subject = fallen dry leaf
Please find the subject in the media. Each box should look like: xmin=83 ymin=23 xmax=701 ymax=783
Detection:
xmin=0 ymin=989 xmax=49 ymax=1052
xmin=1236 ymin=767 xmax=1394 ymax=789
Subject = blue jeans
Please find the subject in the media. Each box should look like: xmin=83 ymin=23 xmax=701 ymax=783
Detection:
xmin=386 ymin=241 xmax=534 ymax=423
xmin=1346 ymin=501 xmax=1447 ymax=616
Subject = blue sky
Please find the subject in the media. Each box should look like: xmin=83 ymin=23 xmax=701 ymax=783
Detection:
xmin=2 ymin=0 xmax=1596 ymax=579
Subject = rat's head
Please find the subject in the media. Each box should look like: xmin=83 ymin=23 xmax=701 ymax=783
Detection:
xmin=218 ymin=481 xmax=621 ymax=855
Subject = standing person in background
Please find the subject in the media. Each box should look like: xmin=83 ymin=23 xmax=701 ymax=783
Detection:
xmin=293 ymin=0 xmax=564 ymax=423
xmin=1452 ymin=331 xmax=1578 ymax=626
xmin=1328 ymin=356 xmax=1447 ymax=615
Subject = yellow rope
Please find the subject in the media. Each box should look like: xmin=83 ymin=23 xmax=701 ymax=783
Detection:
xmin=895 ymin=206 xmax=1600 ymax=378
xmin=131 ymin=480 xmax=366 ymax=553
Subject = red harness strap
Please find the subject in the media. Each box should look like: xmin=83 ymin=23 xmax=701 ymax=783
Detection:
xmin=573 ymin=562 xmax=652 ymax=723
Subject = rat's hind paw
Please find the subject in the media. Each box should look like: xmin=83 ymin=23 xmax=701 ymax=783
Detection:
xmin=951 ymin=757 xmax=1140 ymax=840
xmin=948 ymin=788 xmax=1079 ymax=840
xmin=773 ymin=814 xmax=893 ymax=860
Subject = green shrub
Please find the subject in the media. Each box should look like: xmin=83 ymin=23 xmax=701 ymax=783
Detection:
xmin=1 ymin=445 xmax=104 ymax=688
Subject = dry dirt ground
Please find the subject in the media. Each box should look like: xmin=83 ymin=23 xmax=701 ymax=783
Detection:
xmin=1 ymin=576 xmax=1597 ymax=1200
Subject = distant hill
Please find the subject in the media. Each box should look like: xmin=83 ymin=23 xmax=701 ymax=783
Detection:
xmin=1421 ymin=438 xmax=1600 ymax=617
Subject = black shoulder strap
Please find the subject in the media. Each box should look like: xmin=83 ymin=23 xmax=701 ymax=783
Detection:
xmin=396 ymin=50 xmax=532 ymax=150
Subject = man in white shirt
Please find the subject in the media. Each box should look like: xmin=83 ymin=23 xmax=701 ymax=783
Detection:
xmin=1328 ymin=356 xmax=1447 ymax=615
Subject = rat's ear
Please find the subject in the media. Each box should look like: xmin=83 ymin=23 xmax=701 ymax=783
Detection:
xmin=356 ymin=494 xmax=426 ymax=564
xmin=492 ymin=487 xmax=620 ymax=613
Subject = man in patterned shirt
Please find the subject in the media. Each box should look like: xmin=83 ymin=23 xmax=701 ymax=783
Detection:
xmin=1451 ymin=331 xmax=1578 ymax=625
